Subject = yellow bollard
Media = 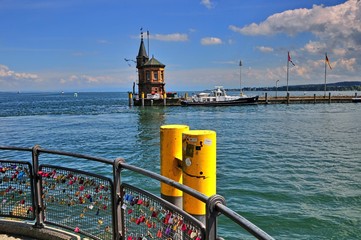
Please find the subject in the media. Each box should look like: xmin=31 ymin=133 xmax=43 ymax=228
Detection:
xmin=182 ymin=130 xmax=216 ymax=221
xmin=141 ymin=92 xmax=145 ymax=106
xmin=128 ymin=92 xmax=133 ymax=106
xmin=160 ymin=124 xmax=190 ymax=208
xmin=163 ymin=92 xmax=167 ymax=106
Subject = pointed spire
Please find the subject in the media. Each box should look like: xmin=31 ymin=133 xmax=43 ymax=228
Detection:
xmin=136 ymin=29 xmax=149 ymax=68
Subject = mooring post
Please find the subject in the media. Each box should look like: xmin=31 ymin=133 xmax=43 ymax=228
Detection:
xmin=355 ymin=92 xmax=358 ymax=98
xmin=314 ymin=94 xmax=316 ymax=104
xmin=163 ymin=92 xmax=167 ymax=106
xmin=141 ymin=92 xmax=145 ymax=107
xmin=328 ymin=92 xmax=331 ymax=103
xmin=265 ymin=92 xmax=268 ymax=104
xmin=128 ymin=92 xmax=133 ymax=107
xmin=182 ymin=130 xmax=216 ymax=223
xmin=287 ymin=92 xmax=290 ymax=105
xmin=160 ymin=125 xmax=190 ymax=208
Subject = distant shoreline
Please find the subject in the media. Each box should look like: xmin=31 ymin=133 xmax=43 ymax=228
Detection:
xmin=229 ymin=81 xmax=361 ymax=92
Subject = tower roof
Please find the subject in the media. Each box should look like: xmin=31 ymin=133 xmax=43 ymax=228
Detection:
xmin=144 ymin=56 xmax=165 ymax=67
xmin=137 ymin=38 xmax=148 ymax=59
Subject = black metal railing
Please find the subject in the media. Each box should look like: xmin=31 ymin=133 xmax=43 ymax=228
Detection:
xmin=0 ymin=145 xmax=274 ymax=240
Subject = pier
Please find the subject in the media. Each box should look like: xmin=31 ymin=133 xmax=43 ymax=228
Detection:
xmin=258 ymin=93 xmax=358 ymax=104
xmin=130 ymin=93 xmax=359 ymax=106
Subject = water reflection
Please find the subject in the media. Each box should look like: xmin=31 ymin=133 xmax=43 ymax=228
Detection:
xmin=133 ymin=107 xmax=166 ymax=192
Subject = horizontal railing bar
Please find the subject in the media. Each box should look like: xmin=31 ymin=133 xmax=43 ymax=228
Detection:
xmin=38 ymin=148 xmax=114 ymax=165
xmin=215 ymin=203 xmax=274 ymax=240
xmin=0 ymin=146 xmax=32 ymax=152
xmin=119 ymin=162 xmax=209 ymax=203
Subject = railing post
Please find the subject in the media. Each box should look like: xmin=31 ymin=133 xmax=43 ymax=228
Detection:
xmin=31 ymin=145 xmax=44 ymax=228
xmin=206 ymin=194 xmax=226 ymax=240
xmin=113 ymin=158 xmax=124 ymax=240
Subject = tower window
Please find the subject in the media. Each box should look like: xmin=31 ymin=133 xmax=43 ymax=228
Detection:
xmin=154 ymin=71 xmax=158 ymax=81
xmin=146 ymin=71 xmax=150 ymax=81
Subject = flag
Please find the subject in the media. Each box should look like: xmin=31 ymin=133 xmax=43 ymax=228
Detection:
xmin=325 ymin=54 xmax=332 ymax=69
xmin=288 ymin=51 xmax=295 ymax=66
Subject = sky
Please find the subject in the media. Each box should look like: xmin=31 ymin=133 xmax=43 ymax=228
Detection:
xmin=0 ymin=0 xmax=360 ymax=92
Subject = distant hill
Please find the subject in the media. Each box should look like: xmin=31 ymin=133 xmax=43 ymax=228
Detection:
xmin=242 ymin=81 xmax=361 ymax=91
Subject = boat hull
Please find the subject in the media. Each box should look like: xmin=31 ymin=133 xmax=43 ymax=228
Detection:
xmin=352 ymin=98 xmax=361 ymax=103
xmin=181 ymin=96 xmax=259 ymax=106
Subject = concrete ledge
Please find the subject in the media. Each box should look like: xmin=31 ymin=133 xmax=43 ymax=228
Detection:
xmin=0 ymin=220 xmax=80 ymax=240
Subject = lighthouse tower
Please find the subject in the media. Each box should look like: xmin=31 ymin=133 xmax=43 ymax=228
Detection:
xmin=136 ymin=32 xmax=166 ymax=98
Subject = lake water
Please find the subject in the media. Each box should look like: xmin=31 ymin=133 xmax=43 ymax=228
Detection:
xmin=0 ymin=91 xmax=360 ymax=239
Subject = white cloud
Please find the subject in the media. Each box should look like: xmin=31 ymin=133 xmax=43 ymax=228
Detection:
xmin=337 ymin=57 xmax=357 ymax=71
xmin=230 ymin=0 xmax=361 ymax=52
xmin=200 ymin=0 xmax=214 ymax=9
xmin=303 ymin=41 xmax=327 ymax=54
xmin=201 ymin=37 xmax=223 ymax=45
xmin=256 ymin=46 xmax=274 ymax=53
xmin=0 ymin=64 xmax=38 ymax=81
xmin=150 ymin=33 xmax=188 ymax=42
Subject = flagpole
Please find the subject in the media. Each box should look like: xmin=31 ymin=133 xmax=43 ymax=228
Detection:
xmin=324 ymin=52 xmax=327 ymax=97
xmin=286 ymin=51 xmax=289 ymax=94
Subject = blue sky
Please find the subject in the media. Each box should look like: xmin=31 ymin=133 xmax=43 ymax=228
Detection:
xmin=0 ymin=0 xmax=360 ymax=92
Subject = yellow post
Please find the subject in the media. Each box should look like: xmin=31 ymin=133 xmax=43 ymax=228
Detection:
xmin=160 ymin=124 xmax=190 ymax=208
xmin=141 ymin=92 xmax=145 ymax=106
xmin=128 ymin=92 xmax=133 ymax=106
xmin=163 ymin=92 xmax=167 ymax=106
xmin=182 ymin=130 xmax=216 ymax=221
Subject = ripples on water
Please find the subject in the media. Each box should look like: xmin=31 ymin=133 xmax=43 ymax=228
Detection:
xmin=1 ymin=92 xmax=361 ymax=239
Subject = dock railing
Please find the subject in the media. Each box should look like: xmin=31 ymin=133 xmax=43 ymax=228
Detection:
xmin=0 ymin=145 xmax=274 ymax=240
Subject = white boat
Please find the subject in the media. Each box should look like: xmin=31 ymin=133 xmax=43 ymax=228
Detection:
xmin=181 ymin=86 xmax=258 ymax=106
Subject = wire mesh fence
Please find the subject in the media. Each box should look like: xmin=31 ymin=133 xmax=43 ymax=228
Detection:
xmin=40 ymin=165 xmax=114 ymax=240
xmin=122 ymin=183 xmax=205 ymax=240
xmin=0 ymin=160 xmax=35 ymax=220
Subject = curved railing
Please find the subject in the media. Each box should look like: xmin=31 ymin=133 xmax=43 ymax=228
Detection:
xmin=0 ymin=145 xmax=274 ymax=240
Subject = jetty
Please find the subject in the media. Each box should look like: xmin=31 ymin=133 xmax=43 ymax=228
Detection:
xmin=129 ymin=92 xmax=359 ymax=106
xmin=258 ymin=93 xmax=359 ymax=104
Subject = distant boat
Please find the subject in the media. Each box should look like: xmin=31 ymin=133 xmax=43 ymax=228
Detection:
xmin=74 ymin=92 xmax=78 ymax=97
xmin=181 ymin=86 xmax=258 ymax=106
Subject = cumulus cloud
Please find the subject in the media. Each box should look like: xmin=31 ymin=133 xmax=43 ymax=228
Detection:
xmin=256 ymin=46 xmax=274 ymax=53
xmin=201 ymin=37 xmax=223 ymax=45
xmin=150 ymin=33 xmax=188 ymax=42
xmin=230 ymin=0 xmax=361 ymax=52
xmin=200 ymin=0 xmax=214 ymax=9
xmin=0 ymin=64 xmax=39 ymax=83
